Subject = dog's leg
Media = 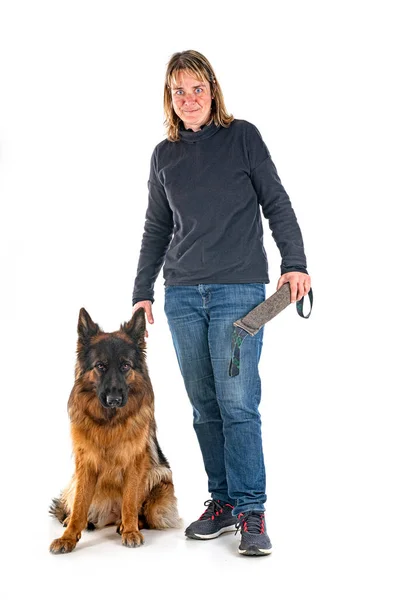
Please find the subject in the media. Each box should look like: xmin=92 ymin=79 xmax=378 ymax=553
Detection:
xmin=119 ymin=456 xmax=148 ymax=548
xmin=143 ymin=481 xmax=181 ymax=529
xmin=49 ymin=461 xmax=97 ymax=554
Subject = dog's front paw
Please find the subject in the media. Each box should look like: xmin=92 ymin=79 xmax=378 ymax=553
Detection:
xmin=121 ymin=530 xmax=144 ymax=548
xmin=49 ymin=536 xmax=78 ymax=554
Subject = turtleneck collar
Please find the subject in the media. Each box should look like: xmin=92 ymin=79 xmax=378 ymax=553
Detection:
xmin=178 ymin=119 xmax=220 ymax=143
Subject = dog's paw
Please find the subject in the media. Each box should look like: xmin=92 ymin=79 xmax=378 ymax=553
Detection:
xmin=49 ymin=536 xmax=77 ymax=554
xmin=121 ymin=530 xmax=144 ymax=548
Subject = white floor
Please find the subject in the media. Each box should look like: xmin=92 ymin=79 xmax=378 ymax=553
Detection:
xmin=1 ymin=470 xmax=397 ymax=600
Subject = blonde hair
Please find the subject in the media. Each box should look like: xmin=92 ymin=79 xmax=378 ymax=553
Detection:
xmin=163 ymin=50 xmax=234 ymax=142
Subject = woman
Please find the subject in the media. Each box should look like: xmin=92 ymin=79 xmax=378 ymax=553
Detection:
xmin=132 ymin=50 xmax=311 ymax=556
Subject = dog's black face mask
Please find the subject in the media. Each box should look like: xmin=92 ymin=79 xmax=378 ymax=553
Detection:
xmin=89 ymin=338 xmax=135 ymax=408
xmin=76 ymin=308 xmax=146 ymax=410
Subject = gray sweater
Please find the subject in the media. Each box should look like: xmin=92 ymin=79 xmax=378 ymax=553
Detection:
xmin=132 ymin=119 xmax=307 ymax=305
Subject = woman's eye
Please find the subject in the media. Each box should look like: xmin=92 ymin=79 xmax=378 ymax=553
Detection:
xmin=195 ymin=88 xmax=203 ymax=93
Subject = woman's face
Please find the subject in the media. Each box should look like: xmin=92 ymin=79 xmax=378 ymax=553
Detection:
xmin=170 ymin=71 xmax=213 ymax=132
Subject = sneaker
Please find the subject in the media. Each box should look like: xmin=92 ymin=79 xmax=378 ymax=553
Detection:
xmin=185 ymin=499 xmax=236 ymax=540
xmin=236 ymin=511 xmax=273 ymax=555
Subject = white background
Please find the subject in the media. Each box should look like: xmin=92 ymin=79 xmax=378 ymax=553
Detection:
xmin=1 ymin=0 xmax=399 ymax=598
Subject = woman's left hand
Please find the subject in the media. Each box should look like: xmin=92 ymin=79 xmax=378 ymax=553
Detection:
xmin=276 ymin=272 xmax=312 ymax=303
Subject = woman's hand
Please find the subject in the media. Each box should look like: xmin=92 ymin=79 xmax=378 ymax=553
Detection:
xmin=132 ymin=300 xmax=154 ymax=337
xmin=276 ymin=272 xmax=311 ymax=303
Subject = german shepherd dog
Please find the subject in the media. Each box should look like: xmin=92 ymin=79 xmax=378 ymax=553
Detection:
xmin=49 ymin=307 xmax=180 ymax=554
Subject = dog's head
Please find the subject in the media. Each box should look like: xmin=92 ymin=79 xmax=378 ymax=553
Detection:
xmin=75 ymin=307 xmax=147 ymax=410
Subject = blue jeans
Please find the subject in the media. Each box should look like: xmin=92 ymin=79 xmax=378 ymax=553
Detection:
xmin=164 ymin=283 xmax=266 ymax=516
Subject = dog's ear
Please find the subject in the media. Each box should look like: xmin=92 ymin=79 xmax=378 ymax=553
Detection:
xmin=121 ymin=307 xmax=146 ymax=341
xmin=77 ymin=308 xmax=100 ymax=342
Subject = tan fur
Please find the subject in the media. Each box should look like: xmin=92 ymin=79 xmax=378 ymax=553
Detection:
xmin=49 ymin=313 xmax=181 ymax=554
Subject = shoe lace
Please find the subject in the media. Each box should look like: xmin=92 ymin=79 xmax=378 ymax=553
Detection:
xmin=199 ymin=499 xmax=225 ymax=521
xmin=235 ymin=511 xmax=265 ymax=535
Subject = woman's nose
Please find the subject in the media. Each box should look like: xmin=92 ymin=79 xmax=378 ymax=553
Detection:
xmin=184 ymin=93 xmax=196 ymax=104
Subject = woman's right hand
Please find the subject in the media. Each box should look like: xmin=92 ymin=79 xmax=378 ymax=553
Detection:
xmin=132 ymin=300 xmax=154 ymax=337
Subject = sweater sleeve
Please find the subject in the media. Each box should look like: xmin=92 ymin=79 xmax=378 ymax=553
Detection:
xmin=246 ymin=123 xmax=308 ymax=275
xmin=132 ymin=147 xmax=174 ymax=305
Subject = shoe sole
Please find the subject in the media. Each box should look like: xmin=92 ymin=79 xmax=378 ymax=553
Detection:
xmin=238 ymin=545 xmax=273 ymax=556
xmin=185 ymin=524 xmax=237 ymax=540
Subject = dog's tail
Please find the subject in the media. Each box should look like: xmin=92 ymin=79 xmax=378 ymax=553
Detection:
xmin=49 ymin=495 xmax=69 ymax=524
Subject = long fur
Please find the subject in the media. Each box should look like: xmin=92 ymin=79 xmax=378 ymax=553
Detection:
xmin=49 ymin=308 xmax=180 ymax=553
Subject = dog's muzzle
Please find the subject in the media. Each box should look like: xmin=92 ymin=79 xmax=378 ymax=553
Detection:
xmin=105 ymin=394 xmax=123 ymax=408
